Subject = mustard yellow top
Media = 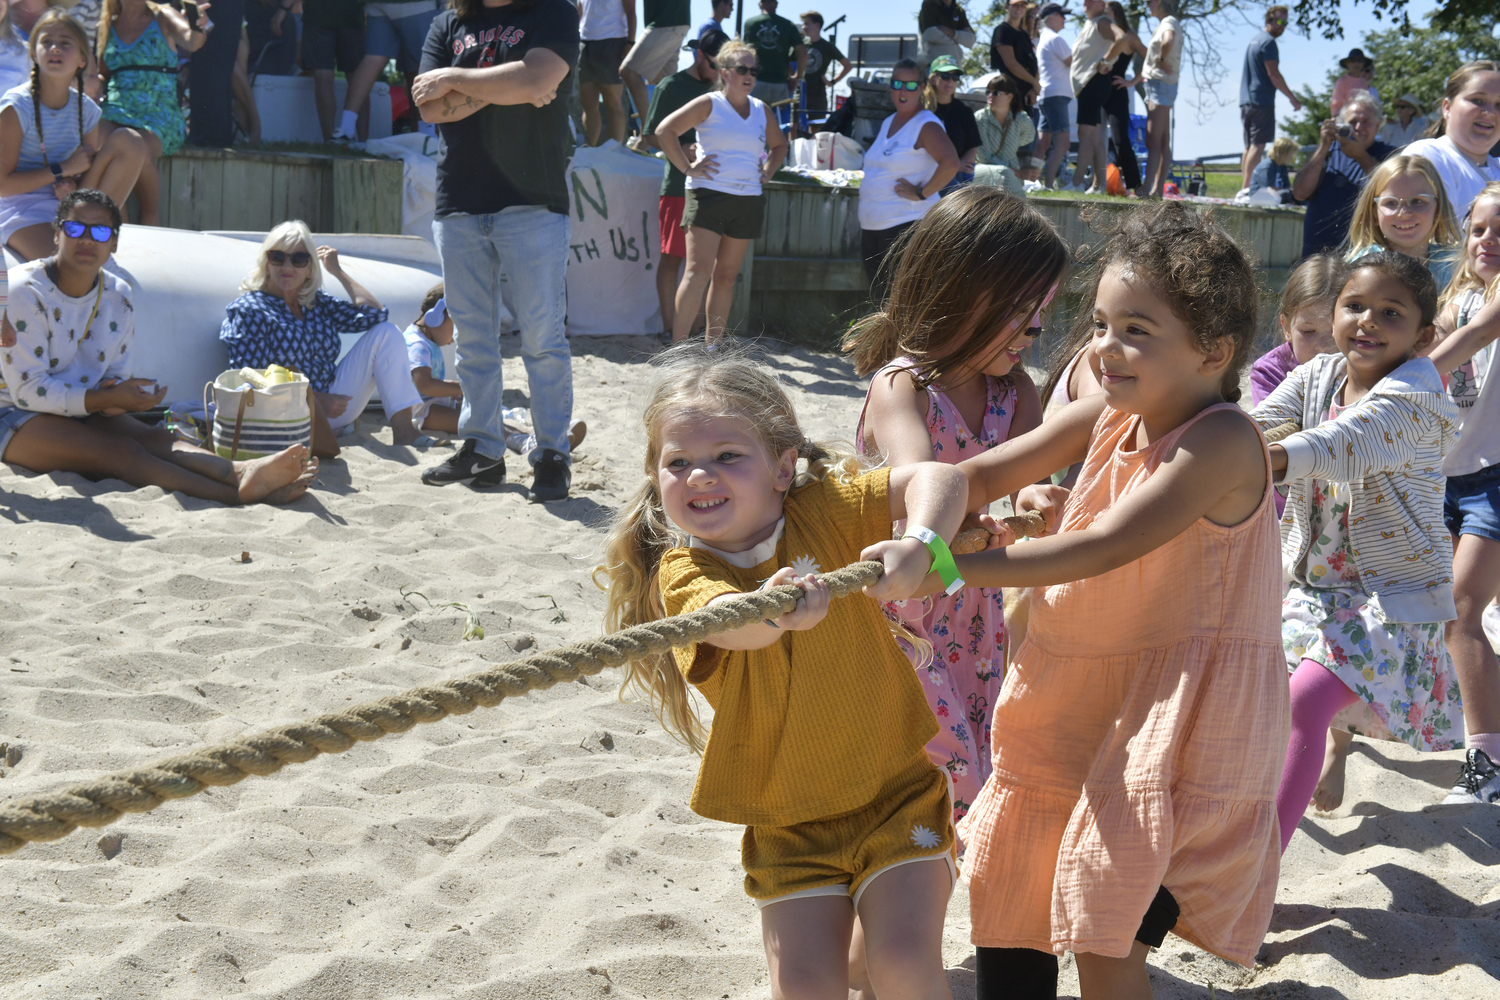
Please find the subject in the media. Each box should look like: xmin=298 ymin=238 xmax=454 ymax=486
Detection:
xmin=658 ymin=469 xmax=939 ymax=827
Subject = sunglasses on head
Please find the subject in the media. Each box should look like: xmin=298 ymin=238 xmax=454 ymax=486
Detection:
xmin=59 ymin=220 xmax=115 ymax=242
xmin=728 ymin=64 xmax=760 ymax=76
xmin=890 ymin=79 xmax=921 ymax=91
xmin=266 ymin=249 xmax=313 ymax=267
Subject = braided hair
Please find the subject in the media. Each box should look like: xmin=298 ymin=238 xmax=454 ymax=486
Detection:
xmin=27 ymin=9 xmax=92 ymax=175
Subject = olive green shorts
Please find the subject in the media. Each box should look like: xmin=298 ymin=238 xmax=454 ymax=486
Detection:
xmin=682 ymin=188 xmax=765 ymax=241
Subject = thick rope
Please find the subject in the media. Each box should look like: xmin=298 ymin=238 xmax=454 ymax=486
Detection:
xmin=0 ymin=562 xmax=884 ymax=856
xmin=1264 ymin=421 xmax=1299 ymax=444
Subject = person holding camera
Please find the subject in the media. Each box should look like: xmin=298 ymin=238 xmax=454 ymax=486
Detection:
xmin=1292 ymin=90 xmax=1394 ymax=259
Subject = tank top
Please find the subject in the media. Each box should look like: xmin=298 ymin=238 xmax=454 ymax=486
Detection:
xmin=859 ymin=110 xmax=943 ymax=232
xmin=686 ymin=91 xmax=768 ymax=197
xmin=1445 ymin=288 xmax=1499 ymax=476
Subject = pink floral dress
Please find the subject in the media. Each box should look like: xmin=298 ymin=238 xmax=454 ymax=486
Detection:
xmin=857 ymin=358 xmax=1018 ymax=822
xmin=1282 ymin=401 xmax=1464 ymax=751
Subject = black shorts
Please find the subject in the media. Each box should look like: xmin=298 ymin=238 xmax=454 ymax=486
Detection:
xmin=579 ymin=37 xmax=630 ymax=86
xmin=1241 ymin=103 xmax=1275 ymax=147
xmin=302 ymin=23 xmax=365 ymax=74
xmin=683 ymin=188 xmax=765 ymax=240
xmin=805 ymin=82 xmax=828 ymax=112
xmin=1074 ymin=72 xmax=1112 ymax=127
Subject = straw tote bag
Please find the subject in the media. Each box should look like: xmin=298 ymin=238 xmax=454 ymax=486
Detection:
xmin=205 ymin=367 xmax=313 ymax=460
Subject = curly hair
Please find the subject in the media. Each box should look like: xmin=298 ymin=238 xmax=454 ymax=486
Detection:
xmin=54 ymin=188 xmax=123 ymax=230
xmin=1345 ymin=251 xmax=1439 ymax=328
xmin=1067 ymin=202 xmax=1260 ymax=403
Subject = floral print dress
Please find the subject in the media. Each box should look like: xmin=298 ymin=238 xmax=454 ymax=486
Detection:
xmin=857 ymin=359 xmax=1018 ymax=823
xmin=1282 ymin=400 xmax=1464 ymax=752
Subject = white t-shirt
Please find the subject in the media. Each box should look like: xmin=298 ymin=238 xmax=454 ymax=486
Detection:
xmin=1143 ymin=15 xmax=1181 ymax=85
xmin=579 ymin=0 xmax=628 ymax=41
xmin=1445 ymin=288 xmax=1500 ymax=476
xmin=1037 ymin=27 xmax=1072 ymax=101
xmin=1401 ymin=135 xmax=1500 ymax=220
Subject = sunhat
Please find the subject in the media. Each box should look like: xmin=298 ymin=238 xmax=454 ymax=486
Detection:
xmin=1339 ymin=47 xmax=1373 ymax=70
xmin=1392 ymin=93 xmax=1423 ymax=111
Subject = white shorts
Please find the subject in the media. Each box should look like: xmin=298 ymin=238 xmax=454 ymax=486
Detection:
xmin=0 ymin=190 xmax=60 ymax=248
xmin=622 ymin=24 xmax=689 ymax=83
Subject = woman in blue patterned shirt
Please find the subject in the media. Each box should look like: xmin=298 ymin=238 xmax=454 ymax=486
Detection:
xmin=219 ymin=220 xmax=425 ymax=457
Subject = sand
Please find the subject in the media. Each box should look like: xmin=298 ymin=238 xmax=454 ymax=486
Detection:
xmin=0 ymin=336 xmax=1496 ymax=999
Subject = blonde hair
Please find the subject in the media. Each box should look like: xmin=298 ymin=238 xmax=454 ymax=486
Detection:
xmin=1440 ymin=181 xmax=1500 ymax=311
xmin=1269 ymin=136 xmax=1298 ymax=165
xmin=1346 ymin=154 xmax=1461 ymax=259
xmin=714 ymin=40 xmax=756 ymax=90
xmin=596 ymin=343 xmax=862 ymax=753
xmin=242 ymin=220 xmax=324 ymax=307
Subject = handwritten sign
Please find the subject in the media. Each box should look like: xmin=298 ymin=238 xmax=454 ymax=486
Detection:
xmin=564 ymin=145 xmax=670 ymax=335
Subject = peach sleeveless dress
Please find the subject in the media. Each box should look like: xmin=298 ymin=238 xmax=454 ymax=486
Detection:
xmin=962 ymin=403 xmax=1289 ymax=966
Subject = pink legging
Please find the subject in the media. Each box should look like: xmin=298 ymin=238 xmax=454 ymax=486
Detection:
xmin=1276 ymin=659 xmax=1358 ymax=853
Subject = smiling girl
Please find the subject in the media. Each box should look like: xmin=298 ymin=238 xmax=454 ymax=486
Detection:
xmin=1404 ymin=60 xmax=1500 ymax=219
xmin=0 ymin=9 xmax=145 ymax=261
xmin=914 ymin=202 xmax=1286 ymax=999
xmin=1254 ymin=252 xmax=1462 ymax=834
xmin=1346 ymin=154 xmax=1462 ymax=288
xmin=599 ymin=343 xmax=970 ymax=998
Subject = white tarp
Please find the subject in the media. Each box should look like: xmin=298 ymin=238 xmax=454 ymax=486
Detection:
xmin=362 ymin=133 xmax=440 ymax=241
xmin=250 ymin=76 xmax=392 ymax=144
xmin=564 ymin=141 xmax=667 ymax=336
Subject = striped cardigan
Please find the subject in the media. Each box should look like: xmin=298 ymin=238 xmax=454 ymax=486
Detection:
xmin=1251 ymin=353 xmax=1459 ymax=624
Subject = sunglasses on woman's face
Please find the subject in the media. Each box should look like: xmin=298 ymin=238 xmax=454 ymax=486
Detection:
xmin=266 ymin=250 xmax=312 ymax=267
xmin=59 ymin=220 xmax=115 ymax=242
xmin=728 ymin=64 xmax=760 ymax=77
xmin=933 ymin=72 xmax=961 ymax=83
xmin=890 ymin=79 xmax=921 ymax=91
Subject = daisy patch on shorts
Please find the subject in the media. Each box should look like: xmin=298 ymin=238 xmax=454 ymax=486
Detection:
xmin=910 ymin=824 xmax=941 ymax=849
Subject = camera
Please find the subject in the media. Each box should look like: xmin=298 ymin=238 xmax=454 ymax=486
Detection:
xmin=1336 ymin=123 xmax=1353 ymax=140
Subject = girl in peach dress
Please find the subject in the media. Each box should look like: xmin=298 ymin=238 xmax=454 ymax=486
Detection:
xmin=923 ymin=203 xmax=1289 ymax=999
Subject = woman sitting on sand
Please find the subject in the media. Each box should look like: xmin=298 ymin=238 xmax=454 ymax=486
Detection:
xmin=0 ymin=189 xmax=317 ymax=505
xmin=219 ymin=220 xmax=425 ymax=457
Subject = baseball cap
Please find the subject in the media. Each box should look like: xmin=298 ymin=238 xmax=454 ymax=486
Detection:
xmin=1037 ymin=3 xmax=1071 ymax=18
xmin=929 ymin=55 xmax=962 ymax=75
xmin=686 ymin=29 xmax=729 ymax=57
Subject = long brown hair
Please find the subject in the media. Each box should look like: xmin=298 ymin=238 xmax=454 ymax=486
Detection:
xmin=449 ymin=0 xmax=540 ymax=19
xmin=28 ymin=9 xmax=90 ymax=173
xmin=596 ymin=343 xmax=863 ymax=753
xmin=843 ymin=186 xmax=1069 ymax=384
xmin=97 ymin=0 xmax=164 ymax=63
xmin=1424 ymin=60 xmax=1500 ymax=140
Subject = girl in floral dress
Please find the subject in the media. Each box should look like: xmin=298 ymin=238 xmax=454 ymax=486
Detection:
xmin=845 ymin=186 xmax=1068 ymax=825
xmin=1253 ymin=251 xmax=1463 ymax=851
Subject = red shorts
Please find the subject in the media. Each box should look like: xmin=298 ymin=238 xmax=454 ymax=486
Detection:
xmin=659 ymin=195 xmax=686 ymax=258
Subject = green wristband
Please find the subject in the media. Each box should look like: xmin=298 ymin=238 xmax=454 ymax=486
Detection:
xmin=903 ymin=526 xmax=965 ymax=596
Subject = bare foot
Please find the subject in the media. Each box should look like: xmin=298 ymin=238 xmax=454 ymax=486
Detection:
xmin=260 ymin=461 xmax=319 ymax=505
xmin=1313 ymin=728 xmax=1353 ymax=812
xmin=569 ymin=420 xmax=587 ymax=450
xmin=236 ymin=445 xmax=315 ymax=504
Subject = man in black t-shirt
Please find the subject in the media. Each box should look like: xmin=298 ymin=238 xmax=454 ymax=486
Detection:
xmin=798 ymin=11 xmax=850 ymax=113
xmin=413 ymin=0 xmax=580 ymax=501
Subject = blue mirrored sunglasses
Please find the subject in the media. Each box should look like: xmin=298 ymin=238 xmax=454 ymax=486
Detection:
xmin=59 ymin=220 xmax=116 ymax=242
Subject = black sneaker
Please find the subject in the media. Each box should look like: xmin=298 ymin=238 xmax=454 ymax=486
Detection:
xmin=421 ymin=438 xmax=503 ymax=486
xmin=1443 ymin=747 xmax=1500 ymax=805
xmin=527 ymin=448 xmax=571 ymax=503
xmin=471 ymin=457 xmax=507 ymax=488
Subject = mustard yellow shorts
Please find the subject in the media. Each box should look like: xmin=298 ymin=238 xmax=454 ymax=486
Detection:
xmin=743 ymin=758 xmax=957 ymax=909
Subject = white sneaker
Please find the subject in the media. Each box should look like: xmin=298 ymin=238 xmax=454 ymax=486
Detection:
xmin=1442 ymin=748 xmax=1500 ymax=805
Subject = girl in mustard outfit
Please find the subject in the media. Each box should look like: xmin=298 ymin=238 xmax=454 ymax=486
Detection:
xmin=598 ymin=343 xmax=971 ymax=999
xmin=905 ymin=203 xmax=1287 ymax=999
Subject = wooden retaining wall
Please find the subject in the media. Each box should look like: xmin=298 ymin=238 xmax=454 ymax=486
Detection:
xmin=156 ymin=147 xmax=403 ymax=235
xmin=748 ymin=183 xmax=1306 ymax=355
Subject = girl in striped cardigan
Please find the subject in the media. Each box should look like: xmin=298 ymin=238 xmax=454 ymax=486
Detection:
xmin=1254 ymin=251 xmax=1463 ymax=848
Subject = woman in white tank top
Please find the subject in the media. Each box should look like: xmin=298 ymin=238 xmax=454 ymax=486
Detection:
xmin=858 ymin=59 xmax=958 ymax=303
xmin=652 ymin=40 xmax=788 ymax=344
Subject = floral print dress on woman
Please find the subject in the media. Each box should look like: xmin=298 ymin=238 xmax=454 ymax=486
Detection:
xmin=857 ymin=358 xmax=1017 ymax=823
xmin=1282 ymin=400 xmax=1464 ymax=751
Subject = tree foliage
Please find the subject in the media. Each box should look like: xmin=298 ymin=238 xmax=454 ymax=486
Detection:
xmin=1279 ymin=12 xmax=1500 ymax=146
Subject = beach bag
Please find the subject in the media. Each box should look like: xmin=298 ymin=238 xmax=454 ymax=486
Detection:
xmin=205 ymin=366 xmax=312 ymax=460
xmin=814 ymin=131 xmax=864 ymax=170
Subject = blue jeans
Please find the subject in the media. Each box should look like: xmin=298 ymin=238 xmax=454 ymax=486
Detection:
xmin=432 ymin=206 xmax=573 ymax=464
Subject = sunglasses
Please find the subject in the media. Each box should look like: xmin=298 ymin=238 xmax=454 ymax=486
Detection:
xmin=266 ymin=249 xmax=313 ymax=267
xmin=933 ymin=72 xmax=961 ymax=83
xmin=890 ymin=79 xmax=921 ymax=91
xmin=59 ymin=220 xmax=115 ymax=242
xmin=727 ymin=64 xmax=760 ymax=77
